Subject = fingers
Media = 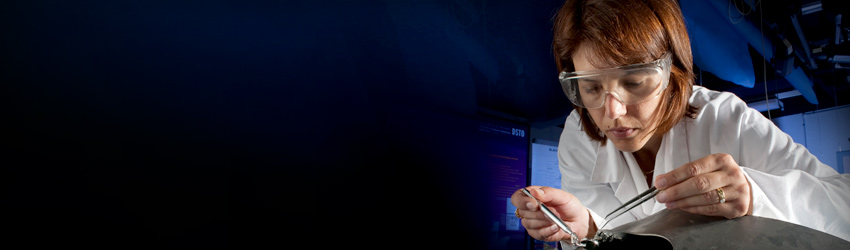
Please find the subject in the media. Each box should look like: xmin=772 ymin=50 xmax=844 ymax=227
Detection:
xmin=664 ymin=184 xmax=736 ymax=209
xmin=656 ymin=171 xmax=726 ymax=203
xmin=511 ymin=186 xmax=543 ymax=211
xmin=531 ymin=187 xmax=587 ymax=220
xmin=654 ymin=153 xmax=752 ymax=219
xmin=520 ymin=217 xmax=571 ymax=242
xmin=534 ymin=186 xmax=575 ymax=206
xmin=680 ymin=179 xmax=752 ymax=218
xmin=655 ymin=153 xmax=735 ymax=190
xmin=515 ymin=205 xmax=561 ymax=221
xmin=679 ymin=193 xmax=750 ymax=219
xmin=513 ymin=188 xmax=568 ymax=221
xmin=665 ymin=185 xmax=750 ymax=219
xmin=517 ymin=207 xmax=569 ymax=242
xmin=521 ymin=217 xmax=556 ymax=230
xmin=515 ymin=200 xmax=567 ymax=242
xmin=655 ymin=153 xmax=738 ymax=203
xmin=512 ymin=186 xmax=577 ymax=212
xmin=510 ymin=186 xmax=591 ymax=241
xmin=527 ymin=224 xmax=569 ymax=242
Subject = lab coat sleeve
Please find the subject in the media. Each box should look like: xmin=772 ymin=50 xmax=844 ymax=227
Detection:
xmin=703 ymin=91 xmax=850 ymax=241
xmin=741 ymin=167 xmax=850 ymax=241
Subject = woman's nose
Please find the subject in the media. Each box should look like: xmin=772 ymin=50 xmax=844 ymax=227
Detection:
xmin=603 ymin=93 xmax=627 ymax=119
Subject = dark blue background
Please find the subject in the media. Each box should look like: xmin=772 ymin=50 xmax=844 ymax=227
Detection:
xmin=2 ymin=0 xmax=565 ymax=248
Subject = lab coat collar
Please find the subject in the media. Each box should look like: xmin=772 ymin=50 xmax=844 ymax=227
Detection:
xmin=589 ymin=122 xmax=693 ymax=184
xmin=590 ymin=140 xmax=627 ymax=184
xmin=589 ymin=122 xmax=694 ymax=219
xmin=590 ymin=140 xmax=644 ymax=218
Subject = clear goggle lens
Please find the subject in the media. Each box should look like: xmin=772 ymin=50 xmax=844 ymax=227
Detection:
xmin=558 ymin=54 xmax=672 ymax=109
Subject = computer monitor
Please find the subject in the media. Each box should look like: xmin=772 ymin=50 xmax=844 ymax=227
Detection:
xmin=476 ymin=116 xmax=529 ymax=250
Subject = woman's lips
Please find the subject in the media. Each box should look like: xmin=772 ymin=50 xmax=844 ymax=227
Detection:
xmin=608 ymin=127 xmax=637 ymax=138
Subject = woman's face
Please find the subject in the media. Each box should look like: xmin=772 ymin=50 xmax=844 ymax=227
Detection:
xmin=572 ymin=47 xmax=663 ymax=153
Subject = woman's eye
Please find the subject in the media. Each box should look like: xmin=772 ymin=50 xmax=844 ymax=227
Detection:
xmin=584 ymin=85 xmax=601 ymax=94
xmin=625 ymin=81 xmax=644 ymax=88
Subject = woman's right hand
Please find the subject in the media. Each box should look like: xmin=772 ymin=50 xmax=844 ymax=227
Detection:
xmin=510 ymin=186 xmax=597 ymax=242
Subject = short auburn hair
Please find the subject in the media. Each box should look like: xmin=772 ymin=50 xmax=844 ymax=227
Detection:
xmin=552 ymin=0 xmax=698 ymax=144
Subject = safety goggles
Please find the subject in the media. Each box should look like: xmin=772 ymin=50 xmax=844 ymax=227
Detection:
xmin=558 ymin=54 xmax=672 ymax=109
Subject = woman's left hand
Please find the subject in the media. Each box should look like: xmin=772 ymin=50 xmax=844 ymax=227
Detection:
xmin=654 ymin=153 xmax=753 ymax=219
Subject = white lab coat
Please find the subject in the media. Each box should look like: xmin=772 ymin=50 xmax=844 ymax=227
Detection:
xmin=557 ymin=86 xmax=850 ymax=245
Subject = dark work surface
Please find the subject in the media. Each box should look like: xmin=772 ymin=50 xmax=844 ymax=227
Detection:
xmin=588 ymin=209 xmax=850 ymax=250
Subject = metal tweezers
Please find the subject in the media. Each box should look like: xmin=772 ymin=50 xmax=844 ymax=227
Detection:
xmin=522 ymin=187 xmax=660 ymax=248
xmin=599 ymin=187 xmax=660 ymax=230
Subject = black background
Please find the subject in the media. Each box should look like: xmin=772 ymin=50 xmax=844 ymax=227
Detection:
xmin=1 ymin=0 xmax=566 ymax=248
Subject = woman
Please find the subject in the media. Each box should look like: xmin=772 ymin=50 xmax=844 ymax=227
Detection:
xmin=510 ymin=0 xmax=850 ymax=246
